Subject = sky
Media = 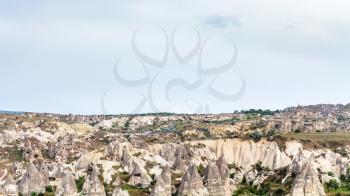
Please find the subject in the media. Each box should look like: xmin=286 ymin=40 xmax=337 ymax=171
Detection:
xmin=1 ymin=0 xmax=350 ymax=114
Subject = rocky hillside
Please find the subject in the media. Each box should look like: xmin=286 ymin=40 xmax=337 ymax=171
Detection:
xmin=1 ymin=104 xmax=350 ymax=195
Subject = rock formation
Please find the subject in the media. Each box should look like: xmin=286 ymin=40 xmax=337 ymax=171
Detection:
xmin=216 ymin=154 xmax=229 ymax=179
xmin=112 ymin=187 xmax=129 ymax=196
xmin=172 ymin=155 xmax=188 ymax=172
xmin=82 ymin=164 xmax=106 ymax=196
xmin=18 ymin=163 xmax=47 ymax=194
xmin=3 ymin=105 xmax=350 ymax=196
xmin=1 ymin=173 xmax=17 ymax=196
xmin=55 ymin=171 xmax=78 ymax=196
xmin=291 ymin=162 xmax=326 ymax=196
xmin=177 ymin=165 xmax=209 ymax=196
xmin=195 ymin=139 xmax=291 ymax=171
xmin=22 ymin=137 xmax=42 ymax=162
xmin=127 ymin=163 xmax=152 ymax=188
xmin=151 ymin=166 xmax=171 ymax=196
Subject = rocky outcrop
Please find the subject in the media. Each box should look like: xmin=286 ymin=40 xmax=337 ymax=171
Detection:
xmin=127 ymin=163 xmax=152 ymax=188
xmin=289 ymin=149 xmax=308 ymax=175
xmin=76 ymin=153 xmax=100 ymax=171
xmin=112 ymin=188 xmax=129 ymax=196
xmin=231 ymin=169 xmax=244 ymax=185
xmin=55 ymin=171 xmax=78 ymax=196
xmin=315 ymin=149 xmax=349 ymax=177
xmin=158 ymin=143 xmax=178 ymax=163
xmin=291 ymin=162 xmax=326 ymax=196
xmin=37 ymin=162 xmax=49 ymax=185
xmin=104 ymin=138 xmax=132 ymax=161
xmin=82 ymin=164 xmax=106 ymax=196
xmin=244 ymin=169 xmax=258 ymax=184
xmin=22 ymin=137 xmax=42 ymax=162
xmin=216 ymin=154 xmax=229 ymax=179
xmin=1 ymin=173 xmax=17 ymax=196
xmin=204 ymin=162 xmax=231 ymax=196
xmin=151 ymin=166 xmax=171 ymax=196
xmin=172 ymin=155 xmax=188 ymax=172
xmin=49 ymin=137 xmax=68 ymax=161
xmin=195 ymin=139 xmax=292 ymax=171
xmin=18 ymin=163 xmax=48 ymax=194
xmin=177 ymin=165 xmax=209 ymax=196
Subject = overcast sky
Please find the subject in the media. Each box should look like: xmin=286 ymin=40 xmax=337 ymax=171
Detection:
xmin=1 ymin=0 xmax=350 ymax=114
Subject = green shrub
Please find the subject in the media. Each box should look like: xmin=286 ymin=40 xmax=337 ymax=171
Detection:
xmin=197 ymin=164 xmax=205 ymax=176
xmin=325 ymin=179 xmax=339 ymax=190
xmin=75 ymin=176 xmax=85 ymax=192
xmin=249 ymin=130 xmax=263 ymax=141
xmin=328 ymin=171 xmax=335 ymax=177
xmin=45 ymin=185 xmax=54 ymax=192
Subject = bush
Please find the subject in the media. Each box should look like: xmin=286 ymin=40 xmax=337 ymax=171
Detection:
xmin=253 ymin=161 xmax=269 ymax=172
xmin=124 ymin=121 xmax=130 ymax=129
xmin=325 ymin=179 xmax=339 ymax=191
xmin=250 ymin=130 xmax=263 ymax=141
xmin=75 ymin=176 xmax=86 ymax=192
xmin=328 ymin=171 xmax=335 ymax=177
xmin=45 ymin=185 xmax=54 ymax=192
xmin=197 ymin=164 xmax=205 ymax=176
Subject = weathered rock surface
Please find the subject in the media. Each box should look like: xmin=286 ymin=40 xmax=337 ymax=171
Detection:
xmin=177 ymin=165 xmax=209 ymax=196
xmin=18 ymin=163 xmax=48 ymax=194
xmin=195 ymin=139 xmax=292 ymax=171
xmin=127 ymin=163 xmax=152 ymax=188
xmin=82 ymin=164 xmax=106 ymax=196
xmin=151 ymin=166 xmax=171 ymax=196
xmin=1 ymin=173 xmax=17 ymax=196
xmin=3 ymin=108 xmax=350 ymax=196
xmin=172 ymin=155 xmax=188 ymax=172
xmin=204 ymin=162 xmax=231 ymax=196
xmin=112 ymin=187 xmax=129 ymax=196
xmin=55 ymin=171 xmax=78 ymax=196
xmin=291 ymin=162 xmax=326 ymax=196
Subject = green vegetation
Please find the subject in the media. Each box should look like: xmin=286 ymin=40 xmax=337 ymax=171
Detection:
xmin=249 ymin=130 xmax=263 ymax=141
xmin=103 ymin=182 xmax=115 ymax=195
xmin=325 ymin=179 xmax=340 ymax=191
xmin=124 ymin=118 xmax=131 ymax=129
xmin=197 ymin=164 xmax=205 ymax=176
xmin=30 ymin=193 xmax=45 ymax=196
xmin=44 ymin=185 xmax=56 ymax=195
xmin=203 ymin=117 xmax=240 ymax=124
xmin=232 ymin=184 xmax=268 ymax=196
xmin=233 ymin=167 xmax=294 ymax=196
xmin=119 ymin=172 xmax=130 ymax=182
xmin=121 ymin=184 xmax=149 ymax=196
xmin=75 ymin=176 xmax=85 ymax=192
xmin=253 ymin=161 xmax=270 ymax=172
xmin=328 ymin=171 xmax=335 ymax=177
xmin=324 ymin=172 xmax=350 ymax=195
xmin=111 ymin=122 xmax=119 ymax=129
xmin=7 ymin=147 xmax=24 ymax=162
xmin=281 ymin=133 xmax=350 ymax=149
xmin=240 ymin=109 xmax=277 ymax=116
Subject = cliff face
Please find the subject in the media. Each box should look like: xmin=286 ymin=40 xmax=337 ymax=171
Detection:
xmin=193 ymin=139 xmax=292 ymax=171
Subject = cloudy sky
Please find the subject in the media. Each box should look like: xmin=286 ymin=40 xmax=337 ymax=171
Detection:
xmin=1 ymin=0 xmax=350 ymax=114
